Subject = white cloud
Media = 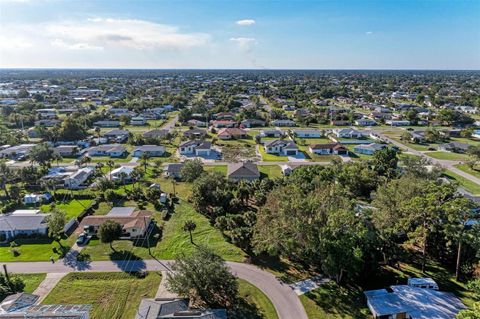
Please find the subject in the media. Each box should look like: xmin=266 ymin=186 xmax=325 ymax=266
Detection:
xmin=366 ymin=31 xmax=374 ymax=35
xmin=236 ymin=19 xmax=256 ymax=26
xmin=230 ymin=37 xmax=256 ymax=51
xmin=0 ymin=17 xmax=211 ymax=53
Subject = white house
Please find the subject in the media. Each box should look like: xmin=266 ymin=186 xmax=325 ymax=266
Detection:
xmin=264 ymin=140 xmax=298 ymax=156
xmin=93 ymin=120 xmax=120 ymax=127
xmin=355 ymin=118 xmax=377 ymax=126
xmin=271 ymin=119 xmax=296 ymax=127
xmin=0 ymin=210 xmax=49 ymax=242
xmin=130 ymin=116 xmax=146 ymax=126
xmin=64 ymin=167 xmax=95 ymax=189
xmin=109 ymin=166 xmax=135 ymax=182
xmin=309 ymin=143 xmax=348 ymax=155
xmin=333 ymin=128 xmax=363 ymax=139
xmin=132 ymin=145 xmax=165 ymax=157
xmin=179 ymin=140 xmax=212 ymax=157
xmin=293 ymin=129 xmax=322 ymax=138
xmin=386 ymin=120 xmax=410 ymax=126
xmin=85 ymin=144 xmax=127 ymax=158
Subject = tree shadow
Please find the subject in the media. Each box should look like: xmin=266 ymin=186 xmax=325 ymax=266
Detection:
xmin=229 ymin=297 xmax=265 ymax=319
xmin=109 ymin=250 xmax=146 ymax=273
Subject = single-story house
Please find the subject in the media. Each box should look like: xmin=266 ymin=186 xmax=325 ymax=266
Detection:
xmin=355 ymin=118 xmax=377 ymax=126
xmin=271 ymin=119 xmax=296 ymax=127
xmin=280 ymin=164 xmax=293 ymax=176
xmin=0 ymin=210 xmax=49 ymax=242
xmin=23 ymin=193 xmax=52 ymax=205
xmin=309 ymin=143 xmax=348 ymax=155
xmin=183 ymin=129 xmax=207 ymax=139
xmin=218 ymin=128 xmax=247 ymax=140
xmin=293 ymin=129 xmax=322 ymax=138
xmin=353 ymin=143 xmax=387 ymax=155
xmin=0 ymin=144 xmax=36 ymax=160
xmin=109 ymin=166 xmax=135 ymax=183
xmin=179 ymin=140 xmax=212 ymax=156
xmin=213 ymin=112 xmax=235 ymax=120
xmin=227 ymin=162 xmax=260 ymax=181
xmin=364 ymin=285 xmax=466 ymax=319
xmin=260 ymin=129 xmax=283 ymax=138
xmin=438 ymin=142 xmax=471 ymax=153
xmin=78 ymin=210 xmax=153 ymax=239
xmin=472 ymin=129 xmax=480 ymax=139
xmin=333 ymin=128 xmax=363 ymax=139
xmin=187 ymin=119 xmax=207 ymax=127
xmin=93 ymin=120 xmax=120 ymax=127
xmin=54 ymin=145 xmax=78 ymax=157
xmin=164 ymin=163 xmax=184 ymax=179
xmin=211 ymin=120 xmax=236 ymax=128
xmin=386 ymin=120 xmax=411 ymax=126
xmin=143 ymin=129 xmax=169 ymax=139
xmin=64 ymin=167 xmax=95 ymax=189
xmin=264 ymin=140 xmax=298 ymax=156
xmin=410 ymin=131 xmax=425 ymax=143
xmin=0 ymin=293 xmax=91 ymax=318
xmin=132 ymin=145 xmax=165 ymax=157
xmin=84 ymin=144 xmax=127 ymax=158
xmin=130 ymin=116 xmax=146 ymax=126
xmin=136 ymin=298 xmax=227 ymax=319
xmin=241 ymin=119 xmax=265 ymax=128
xmin=103 ymin=129 xmax=130 ymax=143
xmin=34 ymin=119 xmax=61 ymax=127
xmin=330 ymin=120 xmax=351 ymax=126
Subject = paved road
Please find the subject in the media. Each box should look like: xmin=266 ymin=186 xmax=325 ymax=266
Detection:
xmin=162 ymin=114 xmax=179 ymax=131
xmin=2 ymin=260 xmax=308 ymax=319
xmin=374 ymin=130 xmax=480 ymax=185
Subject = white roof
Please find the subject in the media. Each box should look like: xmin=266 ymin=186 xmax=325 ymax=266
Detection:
xmin=407 ymin=277 xmax=438 ymax=286
xmin=10 ymin=210 xmax=41 ymax=215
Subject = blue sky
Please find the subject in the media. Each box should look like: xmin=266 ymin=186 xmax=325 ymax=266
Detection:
xmin=0 ymin=0 xmax=479 ymax=69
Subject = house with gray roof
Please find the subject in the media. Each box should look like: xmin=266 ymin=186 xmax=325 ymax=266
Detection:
xmin=364 ymin=285 xmax=466 ymax=319
xmin=133 ymin=145 xmax=165 ymax=157
xmin=293 ymin=129 xmax=322 ymax=138
xmin=353 ymin=143 xmax=387 ymax=155
xmin=103 ymin=129 xmax=130 ymax=143
xmin=264 ymin=140 xmax=298 ymax=156
xmin=0 ymin=210 xmax=49 ymax=242
xmin=136 ymin=298 xmax=227 ymax=319
xmin=84 ymin=144 xmax=127 ymax=158
xmin=164 ymin=163 xmax=184 ymax=179
xmin=179 ymin=140 xmax=212 ymax=157
xmin=227 ymin=162 xmax=260 ymax=181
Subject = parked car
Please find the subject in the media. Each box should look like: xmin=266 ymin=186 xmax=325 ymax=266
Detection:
xmin=76 ymin=233 xmax=88 ymax=245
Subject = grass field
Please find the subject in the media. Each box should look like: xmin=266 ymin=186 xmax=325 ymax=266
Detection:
xmin=455 ymin=164 xmax=480 ymax=179
xmin=42 ymin=272 xmax=161 ymax=319
xmin=204 ymin=165 xmax=228 ymax=176
xmin=14 ymin=273 xmax=46 ymax=293
xmin=41 ymin=199 xmax=93 ymax=220
xmin=426 ymin=151 xmax=469 ymax=161
xmin=0 ymin=236 xmax=75 ymax=262
xmin=300 ymin=281 xmax=369 ymax=319
xmin=238 ymin=279 xmax=279 ymax=319
xmin=259 ymin=165 xmax=283 ymax=179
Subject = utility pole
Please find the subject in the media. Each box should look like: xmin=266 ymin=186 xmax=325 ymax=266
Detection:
xmin=144 ymin=216 xmax=151 ymax=256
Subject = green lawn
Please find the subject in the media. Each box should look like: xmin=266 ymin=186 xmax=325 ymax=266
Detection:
xmin=0 ymin=236 xmax=75 ymax=262
xmin=205 ymin=165 xmax=228 ymax=176
xmin=258 ymin=146 xmax=289 ymax=162
xmin=15 ymin=273 xmax=46 ymax=293
xmin=443 ymin=171 xmax=480 ymax=195
xmin=81 ymin=201 xmax=246 ymax=262
xmin=426 ymin=151 xmax=469 ymax=161
xmin=300 ymin=281 xmax=369 ymax=319
xmin=238 ymin=279 xmax=279 ymax=319
xmin=259 ymin=165 xmax=283 ymax=179
xmin=41 ymin=199 xmax=93 ymax=220
xmin=42 ymin=272 xmax=161 ymax=319
xmin=455 ymin=164 xmax=480 ymax=179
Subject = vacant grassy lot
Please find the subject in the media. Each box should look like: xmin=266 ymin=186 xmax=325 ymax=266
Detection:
xmin=426 ymin=151 xmax=469 ymax=161
xmin=238 ymin=279 xmax=279 ymax=319
xmin=300 ymin=281 xmax=369 ymax=319
xmin=204 ymin=165 xmax=228 ymax=176
xmin=0 ymin=236 xmax=75 ymax=262
xmin=41 ymin=199 xmax=93 ymax=220
xmin=15 ymin=273 xmax=46 ymax=293
xmin=42 ymin=272 xmax=161 ymax=319
xmin=259 ymin=165 xmax=282 ymax=179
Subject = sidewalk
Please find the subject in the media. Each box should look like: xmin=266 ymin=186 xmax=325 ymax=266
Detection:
xmin=33 ymin=273 xmax=67 ymax=303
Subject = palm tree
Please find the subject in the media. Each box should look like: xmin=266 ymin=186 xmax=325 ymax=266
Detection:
xmin=140 ymin=153 xmax=150 ymax=173
xmin=106 ymin=160 xmax=115 ymax=180
xmin=0 ymin=162 xmax=11 ymax=198
xmin=118 ymin=172 xmax=128 ymax=190
xmin=183 ymin=220 xmax=197 ymax=244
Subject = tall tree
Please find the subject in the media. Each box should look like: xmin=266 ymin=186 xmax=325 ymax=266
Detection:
xmin=183 ymin=220 xmax=197 ymax=244
xmin=47 ymin=207 xmax=67 ymax=244
xmin=29 ymin=143 xmax=56 ymax=168
xmin=180 ymin=159 xmax=204 ymax=182
xmin=167 ymin=247 xmax=238 ymax=308
xmin=99 ymin=220 xmax=123 ymax=251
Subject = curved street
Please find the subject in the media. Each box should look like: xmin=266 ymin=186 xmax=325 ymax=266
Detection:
xmin=2 ymin=259 xmax=308 ymax=319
